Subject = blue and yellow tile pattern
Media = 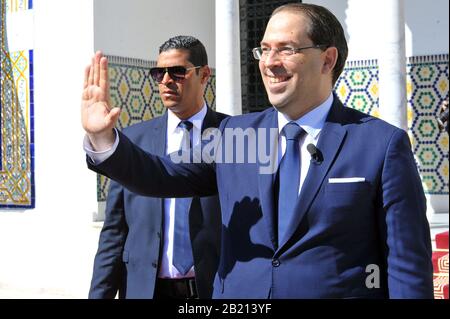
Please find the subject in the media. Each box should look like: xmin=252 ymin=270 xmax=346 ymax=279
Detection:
xmin=0 ymin=0 xmax=34 ymax=208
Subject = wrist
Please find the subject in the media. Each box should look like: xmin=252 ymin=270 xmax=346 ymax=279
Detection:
xmin=87 ymin=129 xmax=115 ymax=151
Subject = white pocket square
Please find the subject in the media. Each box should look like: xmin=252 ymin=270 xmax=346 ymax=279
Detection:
xmin=328 ymin=177 xmax=366 ymax=183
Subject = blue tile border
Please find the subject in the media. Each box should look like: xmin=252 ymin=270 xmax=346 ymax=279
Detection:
xmin=0 ymin=49 xmax=35 ymax=209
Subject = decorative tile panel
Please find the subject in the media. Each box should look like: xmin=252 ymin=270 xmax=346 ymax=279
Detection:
xmin=0 ymin=0 xmax=34 ymax=208
xmin=335 ymin=59 xmax=380 ymax=118
xmin=5 ymin=0 xmax=31 ymax=12
xmin=408 ymin=55 xmax=448 ymax=195
xmin=97 ymin=55 xmax=216 ymax=201
xmin=335 ymin=54 xmax=449 ymax=195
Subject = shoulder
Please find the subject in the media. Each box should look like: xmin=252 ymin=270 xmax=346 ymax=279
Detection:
xmin=215 ymin=111 xmax=230 ymax=122
xmin=352 ymin=110 xmax=401 ymax=135
xmin=219 ymin=107 xmax=276 ymax=129
xmin=332 ymin=99 xmax=402 ymax=138
xmin=340 ymin=109 xmax=411 ymax=155
xmin=122 ymin=115 xmax=165 ymax=137
xmin=207 ymin=108 xmax=231 ymax=125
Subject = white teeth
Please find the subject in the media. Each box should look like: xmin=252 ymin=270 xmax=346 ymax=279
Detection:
xmin=269 ymin=76 xmax=289 ymax=83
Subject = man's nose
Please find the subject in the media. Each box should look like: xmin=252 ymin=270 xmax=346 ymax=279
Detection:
xmin=264 ymin=49 xmax=282 ymax=67
xmin=160 ymin=71 xmax=173 ymax=85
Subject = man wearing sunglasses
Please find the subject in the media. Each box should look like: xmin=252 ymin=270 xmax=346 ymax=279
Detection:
xmin=83 ymin=4 xmax=433 ymax=298
xmin=88 ymin=36 xmax=227 ymax=299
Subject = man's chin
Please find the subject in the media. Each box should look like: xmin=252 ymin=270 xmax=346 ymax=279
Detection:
xmin=164 ymin=103 xmax=179 ymax=111
xmin=270 ymin=101 xmax=297 ymax=119
xmin=269 ymin=98 xmax=286 ymax=110
xmin=267 ymin=91 xmax=288 ymax=107
xmin=167 ymin=105 xmax=189 ymax=117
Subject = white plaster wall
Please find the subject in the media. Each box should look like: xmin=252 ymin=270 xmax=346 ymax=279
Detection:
xmin=310 ymin=0 xmax=449 ymax=60
xmin=0 ymin=0 xmax=99 ymax=298
xmin=93 ymin=0 xmax=216 ymax=67
xmin=404 ymin=0 xmax=449 ymax=56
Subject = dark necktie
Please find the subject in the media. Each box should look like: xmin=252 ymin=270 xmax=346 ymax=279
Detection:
xmin=173 ymin=120 xmax=194 ymax=275
xmin=278 ymin=122 xmax=304 ymax=244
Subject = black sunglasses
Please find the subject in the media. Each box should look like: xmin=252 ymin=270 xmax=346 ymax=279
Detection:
xmin=149 ymin=65 xmax=202 ymax=83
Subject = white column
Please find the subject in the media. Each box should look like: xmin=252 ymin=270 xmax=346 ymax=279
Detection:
xmin=378 ymin=0 xmax=407 ymax=131
xmin=215 ymin=0 xmax=242 ymax=115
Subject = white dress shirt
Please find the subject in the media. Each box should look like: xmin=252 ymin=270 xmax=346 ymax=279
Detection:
xmin=84 ymin=103 xmax=208 ymax=279
xmin=277 ymin=93 xmax=333 ymax=195
xmin=160 ymin=104 xmax=207 ymax=278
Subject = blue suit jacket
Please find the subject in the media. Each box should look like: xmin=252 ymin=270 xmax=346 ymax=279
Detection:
xmin=88 ymin=108 xmax=227 ymax=299
xmin=89 ymin=96 xmax=433 ymax=298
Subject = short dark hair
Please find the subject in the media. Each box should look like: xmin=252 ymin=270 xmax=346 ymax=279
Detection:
xmin=159 ymin=35 xmax=208 ymax=67
xmin=271 ymin=3 xmax=348 ymax=85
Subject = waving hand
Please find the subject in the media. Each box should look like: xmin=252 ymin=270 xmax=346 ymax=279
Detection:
xmin=81 ymin=51 xmax=120 ymax=151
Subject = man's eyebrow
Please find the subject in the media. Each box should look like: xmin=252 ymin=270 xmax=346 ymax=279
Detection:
xmin=260 ymin=41 xmax=297 ymax=47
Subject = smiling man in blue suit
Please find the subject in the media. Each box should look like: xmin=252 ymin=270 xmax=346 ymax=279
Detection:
xmin=82 ymin=3 xmax=433 ymax=298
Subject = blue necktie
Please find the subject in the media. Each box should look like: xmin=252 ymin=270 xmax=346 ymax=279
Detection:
xmin=278 ymin=122 xmax=304 ymax=244
xmin=173 ymin=120 xmax=194 ymax=275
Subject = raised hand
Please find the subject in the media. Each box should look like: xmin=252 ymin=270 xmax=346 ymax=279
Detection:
xmin=81 ymin=51 xmax=121 ymax=151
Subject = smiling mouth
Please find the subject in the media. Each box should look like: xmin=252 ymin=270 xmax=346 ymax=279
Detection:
xmin=267 ymin=75 xmax=292 ymax=84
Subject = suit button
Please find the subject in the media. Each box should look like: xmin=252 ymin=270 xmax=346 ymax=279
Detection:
xmin=157 ymin=232 xmax=161 ymax=238
xmin=152 ymin=262 xmax=158 ymax=268
xmin=272 ymin=259 xmax=280 ymax=267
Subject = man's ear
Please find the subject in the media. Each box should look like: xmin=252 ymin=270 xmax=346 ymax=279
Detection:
xmin=322 ymin=47 xmax=338 ymax=77
xmin=201 ymin=65 xmax=211 ymax=84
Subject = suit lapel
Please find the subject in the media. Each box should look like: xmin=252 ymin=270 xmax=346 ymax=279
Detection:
xmin=278 ymin=99 xmax=347 ymax=249
xmin=136 ymin=113 xmax=167 ymax=234
xmin=202 ymin=107 xmax=220 ymax=131
xmin=151 ymin=112 xmax=168 ymax=157
xmin=257 ymin=109 xmax=279 ymax=249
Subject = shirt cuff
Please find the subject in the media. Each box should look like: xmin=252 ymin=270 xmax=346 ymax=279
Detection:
xmin=83 ymin=128 xmax=119 ymax=165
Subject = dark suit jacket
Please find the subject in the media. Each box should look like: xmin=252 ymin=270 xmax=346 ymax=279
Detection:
xmin=88 ymin=108 xmax=227 ymax=299
xmin=89 ymin=96 xmax=433 ymax=298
